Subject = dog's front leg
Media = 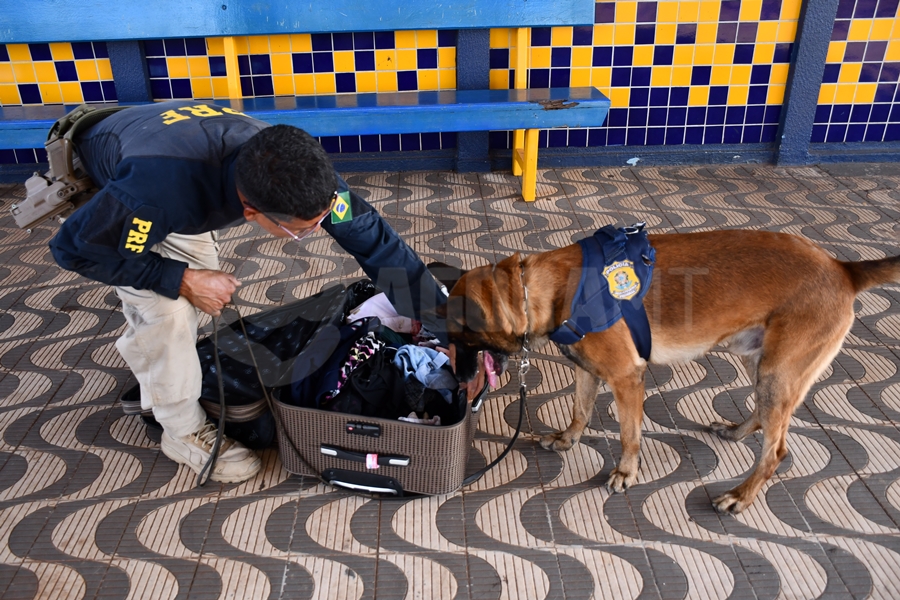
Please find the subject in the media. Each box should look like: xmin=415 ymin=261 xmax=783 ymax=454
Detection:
xmin=606 ymin=366 xmax=647 ymax=493
xmin=540 ymin=366 xmax=600 ymax=451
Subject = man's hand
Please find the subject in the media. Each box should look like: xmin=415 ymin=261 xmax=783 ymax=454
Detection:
xmin=179 ymin=268 xmax=241 ymax=316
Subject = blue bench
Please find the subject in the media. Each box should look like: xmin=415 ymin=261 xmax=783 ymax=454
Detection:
xmin=0 ymin=0 xmax=610 ymax=201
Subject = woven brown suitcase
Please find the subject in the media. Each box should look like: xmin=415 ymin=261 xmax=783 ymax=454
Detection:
xmin=272 ymin=382 xmax=487 ymax=496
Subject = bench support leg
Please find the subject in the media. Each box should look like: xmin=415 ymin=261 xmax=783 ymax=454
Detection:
xmin=222 ymin=37 xmax=243 ymax=98
xmin=519 ymin=128 xmax=538 ymax=202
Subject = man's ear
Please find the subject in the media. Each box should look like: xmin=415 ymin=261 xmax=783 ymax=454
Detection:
xmin=238 ymin=189 xmax=261 ymax=222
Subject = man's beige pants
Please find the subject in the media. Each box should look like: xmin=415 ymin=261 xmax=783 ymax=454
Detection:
xmin=115 ymin=232 xmax=218 ymax=438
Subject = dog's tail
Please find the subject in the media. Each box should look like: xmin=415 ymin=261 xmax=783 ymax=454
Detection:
xmin=845 ymin=255 xmax=900 ymax=293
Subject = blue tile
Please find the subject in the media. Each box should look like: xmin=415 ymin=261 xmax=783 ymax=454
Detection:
xmin=748 ymin=86 xmax=768 ymax=105
xmin=250 ymin=54 xmax=271 ymax=75
xmin=707 ymin=106 xmax=726 ymax=124
xmin=400 ymin=133 xmax=421 ymax=151
xmin=361 ymin=134 xmax=381 ymax=152
xmin=687 ymin=107 xmax=706 ymax=125
xmin=881 ymin=62 xmax=900 ymax=82
xmin=336 ymin=72 xmax=356 ymax=93
xmin=93 ymin=42 xmax=109 ymax=59
xmin=438 ymin=30 xmax=456 ymax=47
xmin=685 ymin=127 xmax=704 ymax=144
xmin=489 ymin=130 xmax=509 ymax=149
xmin=548 ymin=129 xmax=569 ymax=147
xmin=551 ymin=47 xmax=571 ymax=67
xmin=691 ymin=66 xmax=711 ymax=86
xmin=737 ymin=23 xmax=759 ymax=43
xmin=0 ymin=149 xmax=16 ymax=164
xmin=709 ymin=86 xmax=729 ymax=105
xmin=866 ymin=41 xmax=888 ymax=62
xmin=746 ymin=105 xmax=765 ymax=124
xmin=632 ymin=67 xmax=651 ymax=86
xmin=629 ymin=108 xmax=648 ymax=126
xmin=209 ymin=56 xmax=227 ymax=77
xmin=704 ymin=126 xmax=724 ymax=144
xmin=185 ymin=38 xmax=207 ymax=56
xmin=150 ymin=79 xmax=171 ymax=99
xmin=751 ymin=65 xmax=771 ymax=84
xmin=823 ymin=64 xmax=841 ymax=83
xmin=637 ymin=1 xmax=658 ymax=22
xmin=573 ymin=26 xmax=594 ymax=45
xmin=761 ymin=124 xmax=779 ymax=142
xmin=421 ymin=132 xmax=442 ymax=150
xmin=717 ymin=23 xmax=738 ymax=44
xmin=608 ymin=108 xmax=629 ymax=126
xmin=861 ymin=63 xmax=882 ymax=83
xmin=144 ymin=40 xmax=165 ymax=57
xmin=252 ymin=75 xmax=273 ymax=96
xmin=170 ymin=78 xmax=193 ymax=98
xmin=28 ymin=43 xmax=52 ymax=61
xmin=374 ymin=32 xmax=395 ymax=49
xmin=887 ymin=124 xmax=900 ymax=141
xmin=354 ymin=33 xmax=375 ymax=50
xmin=291 ymin=52 xmax=314 ymax=73
xmin=720 ymin=0 xmax=742 ymax=20
xmin=649 ymin=87 xmax=668 ymax=106
xmin=72 ymin=41 xmax=95 ymax=59
xmin=630 ymin=87 xmax=650 ymax=106
xmin=339 ymin=135 xmax=361 ymax=153
xmin=531 ymin=28 xmax=551 ymax=46
xmin=490 ymin=48 xmax=509 ymax=69
xmin=646 ymin=127 xmax=665 ymax=145
xmin=313 ymin=53 xmax=334 ymax=73
xmin=593 ymin=47 xmax=613 ymax=67
xmin=240 ymin=76 xmax=252 ymax=96
xmin=442 ymin=132 xmax=458 ymax=148
xmin=635 ymin=24 xmax=655 ymax=45
xmin=14 ymin=149 xmax=39 ymax=163
xmin=236 ymin=55 xmax=251 ymax=76
xmin=654 ymin=46 xmax=674 ymax=65
xmin=614 ymin=47 xmax=633 ymax=66
xmin=354 ymin=51 xmax=374 ymax=72
xmin=627 ymin=128 xmax=647 ymax=145
xmin=726 ymin=106 xmax=746 ymax=125
xmin=0 ymin=45 xmax=8 ymax=61
xmin=832 ymin=21 xmax=851 ymax=41
xmin=55 ymin=61 xmax=79 ymax=82
xmin=743 ymin=125 xmax=762 ymax=143
xmin=595 ymin=2 xmax=616 ymax=23
xmin=877 ymin=0 xmax=900 ymax=18
xmin=676 ymin=23 xmax=697 ymax=44
xmin=537 ymin=130 xmax=549 ymax=147
xmin=734 ymin=45 xmax=755 ymax=64
xmin=666 ymin=127 xmax=685 ymax=145
xmin=550 ymin=69 xmax=570 ymax=87
xmin=844 ymin=42 xmax=866 ymax=62
xmin=569 ymin=128 xmax=588 ymax=146
xmin=612 ymin=67 xmax=632 ymax=87
xmin=312 ymin=34 xmax=333 ymax=52
xmin=871 ymin=103 xmax=891 ymax=121
xmin=765 ymin=105 xmax=782 ymax=123
xmin=846 ymin=124 xmax=867 ymax=142
xmin=837 ymin=0 xmax=856 ymax=18
xmin=815 ymin=105 xmax=832 ymax=123
xmin=334 ymin=33 xmax=354 ymax=51
xmin=147 ymin=57 xmax=168 ymax=78
xmin=890 ymin=104 xmax=900 ymax=122
xmin=607 ymin=128 xmax=627 ymax=145
xmin=649 ymin=107 xmax=668 ymax=126
xmin=320 ymin=136 xmax=340 ymax=152
xmin=81 ymin=80 xmax=104 ymax=101
xmin=18 ymin=83 xmax=41 ymax=104
xmin=588 ymin=128 xmax=607 ymax=146
xmin=773 ymin=43 xmax=793 ymax=63
xmin=418 ymin=48 xmax=438 ymax=69
xmin=163 ymin=39 xmax=186 ymax=57
xmin=508 ymin=70 xmax=516 ymax=88
xmin=530 ymin=69 xmax=550 ymax=87
xmin=398 ymin=71 xmax=418 ymax=91
xmin=833 ymin=104 xmax=852 ymax=122
xmin=670 ymin=87 xmax=689 ymax=106
xmin=865 ymin=123 xmax=886 ymax=141
xmin=855 ymin=0 xmax=878 ymax=18
xmin=724 ymin=125 xmax=743 ymax=143
xmin=101 ymin=80 xmax=117 ymax=100
xmin=827 ymin=124 xmax=848 ymax=142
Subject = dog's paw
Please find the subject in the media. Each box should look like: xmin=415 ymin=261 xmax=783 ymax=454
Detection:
xmin=606 ymin=468 xmax=636 ymax=494
xmin=712 ymin=490 xmax=752 ymax=514
xmin=709 ymin=421 xmax=739 ymax=441
xmin=539 ymin=432 xmax=576 ymax=452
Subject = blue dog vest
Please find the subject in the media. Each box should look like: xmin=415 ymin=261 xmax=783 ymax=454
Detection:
xmin=549 ymin=224 xmax=655 ymax=360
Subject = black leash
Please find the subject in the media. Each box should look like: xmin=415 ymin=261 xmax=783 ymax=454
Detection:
xmin=197 ymin=315 xmax=227 ymax=486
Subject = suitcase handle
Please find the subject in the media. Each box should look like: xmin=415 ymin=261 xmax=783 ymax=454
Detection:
xmin=321 ymin=468 xmax=406 ymax=496
xmin=321 ymin=444 xmax=411 ymax=467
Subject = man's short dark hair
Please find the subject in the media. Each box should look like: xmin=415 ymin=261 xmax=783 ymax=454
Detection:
xmin=235 ymin=125 xmax=337 ymax=220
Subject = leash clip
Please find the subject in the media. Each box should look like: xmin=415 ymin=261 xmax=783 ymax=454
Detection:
xmin=518 ymin=355 xmax=530 ymax=382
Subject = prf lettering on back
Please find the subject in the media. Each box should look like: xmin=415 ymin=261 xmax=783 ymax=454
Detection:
xmin=124 ymin=217 xmax=152 ymax=253
xmin=160 ymin=104 xmax=248 ymax=125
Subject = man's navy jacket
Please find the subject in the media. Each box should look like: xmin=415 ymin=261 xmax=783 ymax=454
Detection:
xmin=49 ymin=100 xmax=444 ymax=324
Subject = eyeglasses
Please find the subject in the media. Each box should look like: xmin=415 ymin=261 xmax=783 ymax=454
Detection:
xmin=260 ymin=191 xmax=337 ymax=243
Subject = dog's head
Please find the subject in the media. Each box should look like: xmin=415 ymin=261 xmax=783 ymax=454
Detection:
xmin=436 ymin=253 xmax=527 ymax=383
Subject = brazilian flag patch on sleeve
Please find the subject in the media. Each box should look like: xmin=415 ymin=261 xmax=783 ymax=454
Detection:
xmin=331 ymin=191 xmax=353 ymax=224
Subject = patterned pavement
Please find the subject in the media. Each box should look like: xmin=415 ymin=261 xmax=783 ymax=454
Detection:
xmin=2 ymin=164 xmax=900 ymax=599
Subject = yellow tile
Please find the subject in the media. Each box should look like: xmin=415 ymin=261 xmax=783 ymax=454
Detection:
xmin=38 ymin=83 xmax=63 ymax=104
xmin=767 ymin=84 xmax=785 ymax=104
xmin=817 ymin=83 xmax=836 ymax=104
xmin=333 ymin=51 xmax=355 ymax=73
xmin=678 ymin=1 xmax=700 ymax=21
xmin=7 ymin=44 xmax=31 ymax=62
xmin=12 ymin=63 xmax=36 ymax=83
xmin=754 ymin=43 xmax=775 ymax=63
xmin=594 ymin=24 xmax=614 ymax=45
xmin=689 ymin=86 xmax=709 ymax=106
xmin=189 ymin=57 xmax=211 ymax=77
xmin=617 ymin=1 xmax=637 ymax=22
xmin=651 ymin=66 xmax=672 ymax=86
xmin=551 ymin=27 xmax=573 ymax=47
xmin=732 ymin=65 xmax=752 ymax=85
xmin=571 ymin=67 xmax=591 ymax=87
xmin=267 ymin=53 xmax=289 ymax=75
xmin=696 ymin=23 xmax=718 ymax=44
xmin=291 ymin=34 xmax=312 ymax=53
xmin=50 ymin=43 xmax=74 ymax=61
xmin=609 ymin=87 xmax=630 ymax=107
xmin=849 ymin=19 xmax=873 ymax=41
xmin=0 ymin=63 xmax=13 ymax=83
xmin=356 ymin=71 xmax=377 ymax=92
xmin=694 ymin=45 xmax=714 ymax=64
xmin=0 ymin=84 xmax=21 ymax=104
xmin=418 ymin=69 xmax=439 ymax=90
xmin=826 ymin=42 xmax=845 ymax=64
xmin=531 ymin=47 xmax=551 ymax=68
xmin=591 ymin=67 xmax=612 ymax=88
xmin=60 ymin=81 xmax=83 ymax=103
xmin=770 ymin=64 xmax=790 ymax=84
xmin=417 ymin=30 xmax=438 ymax=47
xmin=711 ymin=65 xmax=732 ymax=85
xmin=633 ymin=46 xmax=654 ymax=66
xmin=98 ymin=59 xmax=113 ymax=80
xmin=397 ymin=49 xmax=417 ymax=71
xmin=34 ymin=62 xmax=57 ymax=83
xmin=840 ymin=63 xmax=862 ymax=83
xmin=777 ymin=21 xmax=798 ymax=42
xmin=656 ymin=24 xmax=677 ymax=45
xmin=856 ymin=83 xmax=877 ymax=104
xmin=889 ymin=40 xmax=900 ymax=60
xmin=270 ymin=35 xmax=291 ymax=53
xmin=438 ymin=69 xmax=455 ymax=89
xmin=740 ymin=0 xmax=762 ymax=21
xmin=835 ymin=83 xmax=856 ymax=104
xmin=657 ymin=2 xmax=679 ymax=22
xmin=673 ymin=46 xmax=695 ymax=65
xmin=376 ymin=50 xmax=396 ymax=71
xmin=614 ymin=24 xmax=635 ymax=46
xmin=893 ymin=20 xmax=900 ymax=40
xmin=248 ymin=35 xmax=270 ymax=54
xmin=438 ymin=47 xmax=456 ymax=68
xmin=490 ymin=28 xmax=511 ymax=48
xmin=672 ymin=66 xmax=692 ymax=85
xmin=315 ymin=73 xmax=336 ymax=94
xmin=376 ymin=71 xmax=397 ymax=92
xmin=728 ymin=86 xmax=748 ymax=105
xmin=572 ymin=46 xmax=593 ymax=67
xmin=781 ymin=0 xmax=802 ymax=19
xmin=714 ymin=45 xmax=735 ymax=65
xmin=206 ymin=37 xmax=225 ymax=55
xmin=192 ymin=78 xmax=214 ymax=98
xmin=233 ymin=36 xmax=249 ymax=54
xmin=757 ymin=22 xmax=779 ymax=42
xmin=212 ymin=78 xmax=230 ymax=98
xmin=396 ymin=30 xmax=417 ymax=49
xmin=166 ymin=57 xmax=189 ymax=79
xmin=272 ymin=75 xmax=294 ymax=96
xmin=872 ymin=19 xmax=894 ymax=40
xmin=293 ymin=73 xmax=315 ymax=94
xmin=698 ymin=1 xmax=720 ymax=22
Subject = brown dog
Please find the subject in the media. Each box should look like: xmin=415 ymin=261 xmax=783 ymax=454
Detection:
xmin=440 ymin=229 xmax=900 ymax=514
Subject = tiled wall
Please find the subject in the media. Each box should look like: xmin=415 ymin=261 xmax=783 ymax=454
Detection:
xmin=814 ymin=0 xmax=900 ymax=143
xmin=490 ymin=0 xmax=801 ymax=149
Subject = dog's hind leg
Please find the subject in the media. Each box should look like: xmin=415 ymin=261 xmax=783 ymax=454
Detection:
xmin=540 ymin=366 xmax=601 ymax=452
